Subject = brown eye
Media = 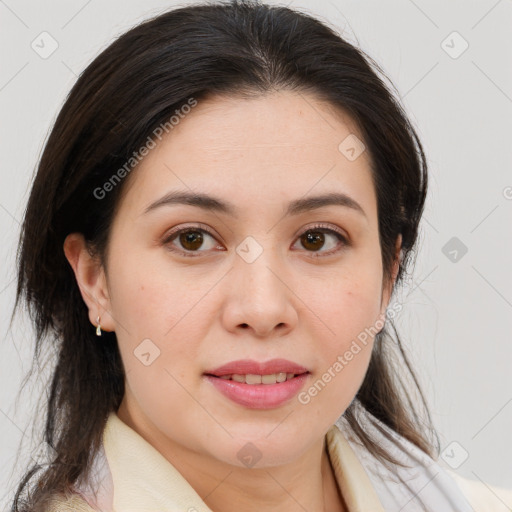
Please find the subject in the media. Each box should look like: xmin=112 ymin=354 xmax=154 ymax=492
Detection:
xmin=300 ymin=231 xmax=326 ymax=251
xmin=163 ymin=223 xmax=348 ymax=259
xmin=163 ymin=225 xmax=221 ymax=257
xmin=179 ymin=230 xmax=204 ymax=251
xmin=293 ymin=226 xmax=348 ymax=257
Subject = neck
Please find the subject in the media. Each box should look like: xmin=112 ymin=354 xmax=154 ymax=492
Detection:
xmin=117 ymin=403 xmax=346 ymax=512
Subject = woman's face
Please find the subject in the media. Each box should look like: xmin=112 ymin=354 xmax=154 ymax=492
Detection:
xmin=68 ymin=90 xmax=400 ymax=469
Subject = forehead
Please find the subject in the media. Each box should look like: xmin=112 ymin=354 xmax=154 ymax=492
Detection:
xmin=166 ymin=90 xmax=365 ymax=156
xmin=118 ymin=90 xmax=377 ymax=220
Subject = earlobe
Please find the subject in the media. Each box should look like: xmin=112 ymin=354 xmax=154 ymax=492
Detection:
xmin=379 ymin=233 xmax=403 ymax=323
xmin=392 ymin=233 xmax=403 ymax=284
xmin=63 ymin=233 xmax=114 ymax=333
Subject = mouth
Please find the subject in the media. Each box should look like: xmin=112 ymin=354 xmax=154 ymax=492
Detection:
xmin=203 ymin=367 xmax=311 ymax=409
xmin=204 ymin=372 xmax=310 ymax=385
xmin=203 ymin=359 xmax=311 ymax=409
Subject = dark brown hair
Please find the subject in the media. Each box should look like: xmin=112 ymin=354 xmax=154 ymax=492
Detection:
xmin=10 ymin=1 xmax=438 ymax=509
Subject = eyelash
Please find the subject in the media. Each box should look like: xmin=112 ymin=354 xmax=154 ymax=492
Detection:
xmin=162 ymin=223 xmax=349 ymax=258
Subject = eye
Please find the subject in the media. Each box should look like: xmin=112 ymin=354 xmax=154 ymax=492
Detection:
xmin=162 ymin=222 xmax=349 ymax=258
xmin=292 ymin=223 xmax=349 ymax=257
xmin=162 ymin=224 xmax=223 ymax=258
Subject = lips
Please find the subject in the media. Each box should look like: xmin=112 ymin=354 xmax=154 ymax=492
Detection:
xmin=204 ymin=358 xmax=310 ymax=377
xmin=205 ymin=372 xmax=310 ymax=407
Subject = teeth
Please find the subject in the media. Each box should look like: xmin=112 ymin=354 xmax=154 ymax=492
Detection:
xmin=220 ymin=372 xmax=298 ymax=384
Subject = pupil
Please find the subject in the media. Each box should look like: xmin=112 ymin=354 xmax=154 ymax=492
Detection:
xmin=303 ymin=231 xmax=324 ymax=251
xmin=181 ymin=231 xmax=203 ymax=250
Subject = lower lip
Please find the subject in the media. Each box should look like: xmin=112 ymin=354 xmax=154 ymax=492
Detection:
xmin=204 ymin=373 xmax=310 ymax=409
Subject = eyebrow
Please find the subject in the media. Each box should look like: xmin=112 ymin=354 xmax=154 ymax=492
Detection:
xmin=143 ymin=190 xmax=367 ymax=219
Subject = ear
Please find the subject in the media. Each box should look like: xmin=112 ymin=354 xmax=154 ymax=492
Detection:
xmin=63 ymin=233 xmax=115 ymax=333
xmin=378 ymin=233 xmax=402 ymax=323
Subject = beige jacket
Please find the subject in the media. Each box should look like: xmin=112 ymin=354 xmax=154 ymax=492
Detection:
xmin=47 ymin=412 xmax=512 ymax=512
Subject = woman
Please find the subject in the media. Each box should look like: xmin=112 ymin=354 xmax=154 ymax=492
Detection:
xmin=9 ymin=1 xmax=511 ymax=511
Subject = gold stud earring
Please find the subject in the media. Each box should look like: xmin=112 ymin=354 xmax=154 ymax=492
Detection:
xmin=96 ymin=316 xmax=102 ymax=336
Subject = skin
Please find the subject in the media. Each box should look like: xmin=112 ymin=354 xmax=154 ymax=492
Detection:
xmin=64 ymin=90 xmax=401 ymax=512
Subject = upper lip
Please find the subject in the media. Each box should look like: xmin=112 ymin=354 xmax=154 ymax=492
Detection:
xmin=204 ymin=358 xmax=310 ymax=377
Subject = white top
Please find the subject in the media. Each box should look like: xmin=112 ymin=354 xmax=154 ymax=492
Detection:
xmin=47 ymin=403 xmax=512 ymax=511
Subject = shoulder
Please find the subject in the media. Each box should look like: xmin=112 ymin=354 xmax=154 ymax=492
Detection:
xmin=336 ymin=406 xmax=512 ymax=511
xmin=45 ymin=492 xmax=97 ymax=512
xmin=446 ymin=469 xmax=512 ymax=512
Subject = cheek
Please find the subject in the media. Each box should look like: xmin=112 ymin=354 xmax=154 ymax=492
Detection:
xmin=305 ymin=261 xmax=383 ymax=401
xmin=107 ymin=247 xmax=187 ymax=335
xmin=313 ymin=269 xmax=384 ymax=349
xmin=299 ymin=284 xmax=380 ymax=419
xmin=107 ymin=250 xmax=211 ymax=377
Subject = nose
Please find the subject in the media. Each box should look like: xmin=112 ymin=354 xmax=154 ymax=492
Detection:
xmin=220 ymin=243 xmax=298 ymax=338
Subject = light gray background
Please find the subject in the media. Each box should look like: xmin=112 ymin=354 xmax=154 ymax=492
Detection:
xmin=1 ymin=0 xmax=511 ymax=508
